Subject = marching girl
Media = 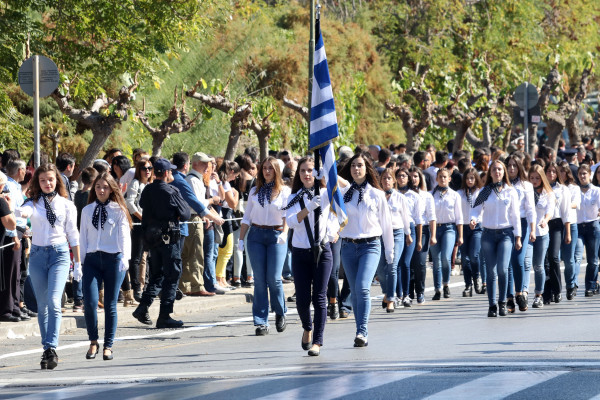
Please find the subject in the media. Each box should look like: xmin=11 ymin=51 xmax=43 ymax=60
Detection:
xmin=575 ymin=164 xmax=600 ymax=297
xmin=79 ymin=172 xmax=132 ymax=361
xmin=542 ymin=162 xmax=571 ymax=304
xmin=558 ymin=161 xmax=580 ymax=299
xmin=284 ymin=156 xmax=339 ymax=356
xmin=239 ymin=156 xmax=290 ymax=336
xmin=457 ymin=167 xmax=483 ymax=297
xmin=505 ymin=154 xmax=536 ymax=312
xmin=470 ymin=160 xmax=521 ymax=317
xmin=408 ymin=166 xmax=436 ymax=304
xmin=395 ymin=167 xmax=422 ymax=306
xmin=337 ymin=152 xmax=394 ymax=347
xmin=430 ymin=168 xmax=463 ymax=299
xmin=376 ymin=167 xmax=411 ymax=312
xmin=16 ymin=164 xmax=80 ymax=369
xmin=527 ymin=164 xmax=555 ymax=308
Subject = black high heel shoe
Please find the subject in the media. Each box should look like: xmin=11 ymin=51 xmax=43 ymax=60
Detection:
xmin=103 ymin=348 xmax=113 ymax=361
xmin=86 ymin=343 xmax=99 ymax=360
xmin=301 ymin=331 xmax=312 ymax=351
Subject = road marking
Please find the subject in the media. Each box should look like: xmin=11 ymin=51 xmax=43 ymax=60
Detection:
xmin=12 ymin=383 xmax=138 ymax=400
xmin=255 ymin=371 xmax=427 ymax=400
xmin=423 ymin=370 xmax=568 ymax=400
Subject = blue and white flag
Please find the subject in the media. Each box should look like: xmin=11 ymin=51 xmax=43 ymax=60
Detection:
xmin=310 ymin=18 xmax=347 ymax=227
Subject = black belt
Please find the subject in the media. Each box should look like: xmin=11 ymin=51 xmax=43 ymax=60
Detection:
xmin=342 ymin=236 xmax=379 ymax=244
xmin=437 ymin=222 xmax=454 ymax=227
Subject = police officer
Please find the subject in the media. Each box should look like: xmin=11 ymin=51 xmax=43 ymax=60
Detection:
xmin=132 ymin=158 xmax=191 ymax=328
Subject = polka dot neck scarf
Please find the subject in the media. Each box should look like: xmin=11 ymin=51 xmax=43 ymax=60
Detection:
xmin=343 ymin=180 xmax=368 ymax=205
xmin=257 ymin=181 xmax=275 ymax=207
xmin=92 ymin=199 xmax=110 ymax=230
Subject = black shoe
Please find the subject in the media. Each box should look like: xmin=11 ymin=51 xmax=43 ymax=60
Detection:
xmin=516 ymin=294 xmax=527 ymax=311
xmin=175 ymin=289 xmax=185 ymax=301
xmin=481 ymin=285 xmax=487 ymax=294
xmin=328 ymin=303 xmax=339 ymax=320
xmin=45 ymin=348 xmax=58 ymax=370
xmin=287 ymin=293 xmax=296 ymax=302
xmin=132 ymin=306 xmax=153 ymax=325
xmin=301 ymin=331 xmax=311 ymax=350
xmin=543 ymin=298 xmax=551 ymax=305
xmin=117 ymin=291 xmax=124 ymax=303
xmin=133 ymin=291 xmax=143 ymax=303
xmin=21 ymin=306 xmax=37 ymax=317
xmin=275 ymin=314 xmax=286 ymax=332
xmin=498 ymin=302 xmax=507 ymax=316
xmin=443 ymin=286 xmax=450 ymax=298
xmin=339 ymin=309 xmax=349 ymax=319
xmin=156 ymin=316 xmax=184 ymax=329
xmin=103 ymin=348 xmax=113 ymax=361
xmin=354 ymin=334 xmax=368 ymax=347
xmin=86 ymin=343 xmax=99 ymax=359
xmin=488 ymin=305 xmax=497 ymax=317
xmin=432 ymin=291 xmax=441 ymax=301
xmin=462 ymin=286 xmax=472 ymax=297
xmin=474 ymin=279 xmax=481 ymax=294
xmin=0 ymin=315 xmax=20 ymax=322
xmin=15 ymin=312 xmax=30 ymax=321
xmin=232 ymin=280 xmax=242 ymax=287
xmin=506 ymin=298 xmax=516 ymax=313
xmin=212 ymin=288 xmax=226 ymax=295
xmin=381 ymin=300 xmax=386 ymax=309
xmin=553 ymin=293 xmax=562 ymax=303
xmin=40 ymin=351 xmax=48 ymax=369
xmin=585 ymin=290 xmax=594 ymax=297
xmin=255 ymin=325 xmax=269 ymax=336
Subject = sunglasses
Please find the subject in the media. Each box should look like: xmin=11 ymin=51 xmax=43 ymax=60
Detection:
xmin=142 ymin=166 xmax=153 ymax=171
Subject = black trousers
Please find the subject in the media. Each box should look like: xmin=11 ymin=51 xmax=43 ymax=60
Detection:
xmin=543 ymin=218 xmax=563 ymax=301
xmin=127 ymin=216 xmax=144 ymax=293
xmin=410 ymin=225 xmax=430 ymax=297
xmin=0 ymin=236 xmax=21 ymax=317
xmin=292 ymin=243 xmax=333 ymax=346
xmin=140 ymin=238 xmax=183 ymax=316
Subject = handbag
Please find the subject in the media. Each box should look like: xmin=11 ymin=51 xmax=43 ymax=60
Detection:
xmin=214 ymin=223 xmax=224 ymax=245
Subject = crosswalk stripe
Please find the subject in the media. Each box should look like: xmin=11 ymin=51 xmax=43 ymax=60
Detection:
xmin=254 ymin=371 xmax=427 ymax=400
xmin=12 ymin=383 xmax=138 ymax=400
xmin=423 ymin=370 xmax=568 ymax=400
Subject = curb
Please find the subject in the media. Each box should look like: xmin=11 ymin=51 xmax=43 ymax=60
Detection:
xmin=0 ymin=284 xmax=296 ymax=339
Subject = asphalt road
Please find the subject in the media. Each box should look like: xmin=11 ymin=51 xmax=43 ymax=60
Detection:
xmin=2 ymin=269 xmax=600 ymax=399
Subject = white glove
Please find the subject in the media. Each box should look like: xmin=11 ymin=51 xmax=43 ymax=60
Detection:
xmin=277 ymin=233 xmax=287 ymax=245
xmin=311 ymin=167 xmax=324 ymax=180
xmin=238 ymin=239 xmax=245 ymax=251
xmin=119 ymin=258 xmax=129 ymax=272
xmin=307 ymin=195 xmax=321 ymax=212
xmin=386 ymin=251 xmax=394 ymax=265
xmin=73 ymin=262 xmax=83 ymax=281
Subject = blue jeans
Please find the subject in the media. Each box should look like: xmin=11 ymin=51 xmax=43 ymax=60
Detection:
xmin=376 ymin=229 xmax=404 ymax=299
xmin=578 ymin=221 xmax=600 ymax=291
xmin=341 ymin=238 xmax=381 ymax=337
xmin=246 ymin=227 xmax=288 ymax=326
xmin=461 ymin=224 xmax=482 ymax=287
xmin=29 ymin=243 xmax=71 ymax=350
xmin=508 ymin=218 xmax=530 ymax=297
xmin=397 ymin=224 xmax=415 ymax=298
xmin=203 ymin=228 xmax=217 ymax=292
xmin=481 ymin=228 xmax=514 ymax=306
xmin=82 ymin=251 xmax=126 ymax=348
xmin=431 ymin=224 xmax=456 ymax=290
xmin=562 ymin=224 xmax=579 ymax=289
xmin=530 ymin=234 xmax=549 ymax=295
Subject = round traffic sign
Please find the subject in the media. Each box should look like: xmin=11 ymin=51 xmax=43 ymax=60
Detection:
xmin=514 ymin=82 xmax=539 ymax=110
xmin=18 ymin=55 xmax=60 ymax=98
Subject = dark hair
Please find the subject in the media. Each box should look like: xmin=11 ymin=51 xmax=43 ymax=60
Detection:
xmin=434 ymin=150 xmax=448 ymax=165
xmin=545 ymin=161 xmax=564 ymax=185
xmin=505 ymin=154 xmax=527 ymax=182
xmin=378 ymin=148 xmax=392 ymax=163
xmin=88 ymin=172 xmax=133 ymax=229
xmin=558 ymin=161 xmax=576 ymax=185
xmin=244 ymin=146 xmax=259 ymax=163
xmin=81 ymin=167 xmax=99 ymax=186
xmin=354 ymin=144 xmax=369 ymax=154
xmin=291 ymin=156 xmax=325 ymax=193
xmin=408 ymin=166 xmax=426 ymax=191
xmin=339 ymin=152 xmax=382 ymax=190
xmin=578 ymin=163 xmax=592 ymax=177
xmin=461 ymin=167 xmax=482 ymax=191
xmin=28 ymin=164 xmax=68 ymax=199
xmin=92 ymin=160 xmax=109 ymax=174
xmin=134 ymin=160 xmax=153 ymax=182
xmin=413 ymin=151 xmax=427 ymax=167
xmin=103 ymin=148 xmax=122 ymax=161
xmin=218 ymin=160 xmax=240 ymax=182
xmin=379 ymin=167 xmax=397 ymax=189
xmin=172 ymin=152 xmax=189 ymax=170
xmin=110 ymin=155 xmax=131 ymax=179
xmin=457 ymin=158 xmax=471 ymax=173
xmin=132 ymin=148 xmax=146 ymax=161
xmin=2 ymin=149 xmax=20 ymax=168
xmin=56 ymin=153 xmax=76 ymax=172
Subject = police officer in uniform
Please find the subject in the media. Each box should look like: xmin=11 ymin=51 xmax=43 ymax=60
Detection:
xmin=132 ymin=158 xmax=191 ymax=328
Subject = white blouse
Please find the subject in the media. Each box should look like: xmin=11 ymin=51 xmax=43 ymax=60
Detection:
xmin=513 ymin=180 xmax=536 ymax=223
xmin=386 ymin=190 xmax=411 ymax=234
xmin=458 ymin=188 xmax=481 ymax=225
xmin=432 ymin=187 xmax=463 ymax=225
xmin=399 ymin=189 xmax=422 ymax=226
xmin=125 ymin=179 xmax=146 ymax=216
xmin=339 ymin=183 xmax=394 ymax=264
xmin=470 ymin=185 xmax=521 ymax=237
xmin=79 ymin=201 xmax=132 ymax=265
xmin=550 ymin=184 xmax=571 ymax=224
xmin=418 ymin=190 xmax=436 ymax=225
xmin=241 ymin=186 xmax=291 ymax=227
xmin=577 ymin=185 xmax=600 ymax=223
xmin=532 ymin=190 xmax=555 ymax=237
xmin=285 ymin=190 xmax=339 ymax=249
xmin=17 ymin=195 xmax=79 ymax=247
xmin=566 ymin=184 xmax=581 ymax=224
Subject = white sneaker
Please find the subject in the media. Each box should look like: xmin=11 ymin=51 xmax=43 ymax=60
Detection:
xmin=214 ymin=284 xmax=231 ymax=292
xmin=354 ymin=334 xmax=368 ymax=347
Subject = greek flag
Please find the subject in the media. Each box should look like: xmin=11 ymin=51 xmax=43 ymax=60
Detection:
xmin=310 ymin=18 xmax=347 ymax=227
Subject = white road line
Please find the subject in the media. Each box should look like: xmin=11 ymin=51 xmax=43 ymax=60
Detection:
xmin=255 ymin=371 xmax=427 ymax=400
xmin=12 ymin=383 xmax=138 ymax=400
xmin=423 ymin=370 xmax=568 ymax=400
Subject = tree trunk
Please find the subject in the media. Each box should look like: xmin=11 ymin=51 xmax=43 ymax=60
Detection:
xmin=151 ymin=132 xmax=165 ymax=157
xmin=257 ymin=133 xmax=269 ymax=162
xmin=78 ymin=127 xmax=112 ymax=173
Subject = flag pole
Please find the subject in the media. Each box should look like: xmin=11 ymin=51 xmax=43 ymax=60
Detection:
xmin=309 ymin=1 xmax=321 ymax=183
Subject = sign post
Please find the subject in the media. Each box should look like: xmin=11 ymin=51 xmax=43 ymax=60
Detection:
xmin=514 ymin=82 xmax=539 ymax=155
xmin=18 ymin=55 xmax=60 ymax=168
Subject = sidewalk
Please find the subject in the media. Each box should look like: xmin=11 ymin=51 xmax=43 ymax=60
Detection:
xmin=0 ymin=284 xmax=296 ymax=340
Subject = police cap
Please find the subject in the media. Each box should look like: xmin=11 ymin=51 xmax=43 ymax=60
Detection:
xmin=154 ymin=158 xmax=177 ymax=173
